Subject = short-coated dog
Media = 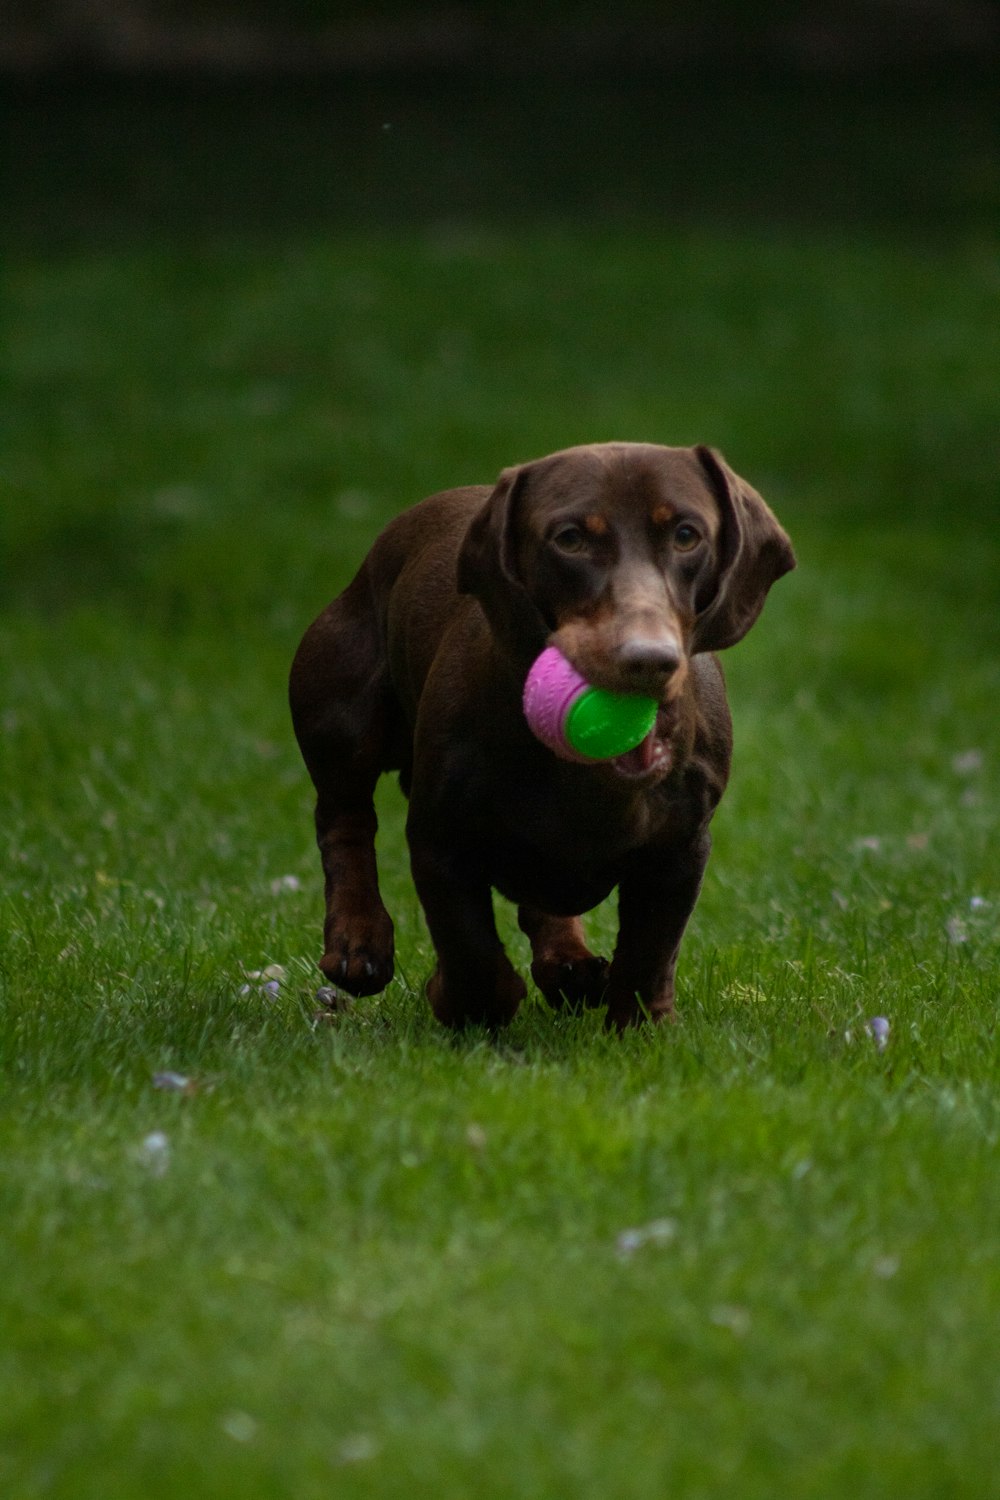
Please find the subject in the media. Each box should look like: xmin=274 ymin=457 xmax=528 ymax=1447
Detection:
xmin=289 ymin=443 xmax=795 ymax=1030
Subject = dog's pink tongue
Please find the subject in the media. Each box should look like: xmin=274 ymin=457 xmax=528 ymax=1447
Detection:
xmin=613 ymin=729 xmax=657 ymax=775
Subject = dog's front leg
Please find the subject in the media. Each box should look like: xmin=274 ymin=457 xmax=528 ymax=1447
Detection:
xmin=605 ymin=832 xmax=711 ymax=1030
xmin=315 ymin=790 xmax=395 ymax=996
xmin=408 ymin=839 xmax=526 ymax=1030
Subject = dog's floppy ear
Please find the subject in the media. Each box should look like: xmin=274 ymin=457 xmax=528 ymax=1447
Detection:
xmin=690 ymin=446 xmax=796 ymax=654
xmin=457 ymin=465 xmax=550 ymax=660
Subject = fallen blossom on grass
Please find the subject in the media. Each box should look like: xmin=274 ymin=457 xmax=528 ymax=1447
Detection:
xmin=337 ymin=1433 xmax=379 ymax=1465
xmin=866 ymin=1016 xmax=890 ymax=1051
xmin=872 ymin=1254 xmax=900 ymax=1279
xmin=152 ymin=1071 xmax=214 ymax=1096
xmin=239 ymin=963 xmax=286 ymax=998
xmin=710 ymin=1304 xmax=751 ymax=1337
xmin=951 ymin=749 xmax=983 ymax=775
xmin=312 ymin=985 xmax=351 ymax=1024
xmin=615 ymin=1217 xmax=678 ymax=1259
xmin=221 ymin=1411 xmax=258 ymax=1444
xmin=153 ymin=1070 xmax=192 ymax=1093
xmin=136 ymin=1131 xmax=170 ymax=1176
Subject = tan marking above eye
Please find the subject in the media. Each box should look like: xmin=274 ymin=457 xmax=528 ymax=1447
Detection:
xmin=583 ymin=513 xmax=610 ymax=537
xmin=650 ymin=504 xmax=675 ymax=528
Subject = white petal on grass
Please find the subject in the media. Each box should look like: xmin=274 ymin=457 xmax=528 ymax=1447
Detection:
xmin=137 ymin=1131 xmax=170 ymax=1176
xmin=152 ymin=1071 xmax=191 ymax=1093
xmin=872 ymin=1254 xmax=900 ymax=1279
xmin=221 ymin=1411 xmax=258 ymax=1444
xmin=710 ymin=1304 xmax=751 ymax=1337
xmin=615 ymin=1217 xmax=678 ymax=1259
xmin=314 ymin=986 xmax=351 ymax=1016
xmin=866 ymin=1016 xmax=890 ymax=1051
xmin=951 ymin=749 xmax=983 ymax=775
xmin=337 ymin=1433 xmax=379 ymax=1465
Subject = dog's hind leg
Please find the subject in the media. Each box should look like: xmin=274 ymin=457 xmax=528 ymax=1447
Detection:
xmin=289 ymin=578 xmax=402 ymax=997
xmin=517 ymin=906 xmax=610 ymax=1013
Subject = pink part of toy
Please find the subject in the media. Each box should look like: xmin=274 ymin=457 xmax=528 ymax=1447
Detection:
xmin=522 ymin=645 xmax=592 ymax=762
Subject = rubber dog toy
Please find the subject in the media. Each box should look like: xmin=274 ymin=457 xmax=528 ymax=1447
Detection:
xmin=522 ymin=645 xmax=658 ymax=763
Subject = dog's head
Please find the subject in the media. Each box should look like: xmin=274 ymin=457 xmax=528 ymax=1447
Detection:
xmin=458 ymin=442 xmax=795 ymax=707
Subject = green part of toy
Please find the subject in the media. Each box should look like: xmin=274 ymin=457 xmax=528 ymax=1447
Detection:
xmin=565 ymin=686 xmax=658 ymax=760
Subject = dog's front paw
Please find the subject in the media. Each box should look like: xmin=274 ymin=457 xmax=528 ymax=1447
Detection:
xmin=320 ymin=908 xmax=395 ymax=996
xmin=532 ymin=954 xmax=610 ymax=1013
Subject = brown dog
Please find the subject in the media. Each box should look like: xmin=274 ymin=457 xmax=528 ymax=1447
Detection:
xmin=289 ymin=443 xmax=794 ymax=1030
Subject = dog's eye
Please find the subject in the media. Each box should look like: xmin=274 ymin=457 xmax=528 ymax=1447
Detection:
xmin=551 ymin=524 xmax=587 ymax=555
xmin=673 ymin=522 xmax=702 ymax=552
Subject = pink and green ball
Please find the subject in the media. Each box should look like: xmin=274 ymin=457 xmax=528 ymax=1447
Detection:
xmin=522 ymin=645 xmax=658 ymax=763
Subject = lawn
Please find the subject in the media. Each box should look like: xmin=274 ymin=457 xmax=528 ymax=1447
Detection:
xmin=1 ymin=71 xmax=999 ymax=1498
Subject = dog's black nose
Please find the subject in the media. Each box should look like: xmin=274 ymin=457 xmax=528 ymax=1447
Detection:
xmin=617 ymin=638 xmax=682 ymax=679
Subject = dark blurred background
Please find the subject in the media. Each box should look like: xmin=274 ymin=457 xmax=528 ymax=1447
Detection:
xmin=4 ymin=1 xmax=999 ymax=250
xmin=4 ymin=1 xmax=999 ymax=74
xmin=3 ymin=1 xmax=997 ymax=629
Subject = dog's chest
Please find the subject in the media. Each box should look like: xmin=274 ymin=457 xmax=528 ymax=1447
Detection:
xmin=467 ymin=773 xmax=672 ymax=912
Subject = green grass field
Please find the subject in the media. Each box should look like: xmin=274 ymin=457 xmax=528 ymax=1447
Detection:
xmin=2 ymin=72 xmax=999 ymax=1498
